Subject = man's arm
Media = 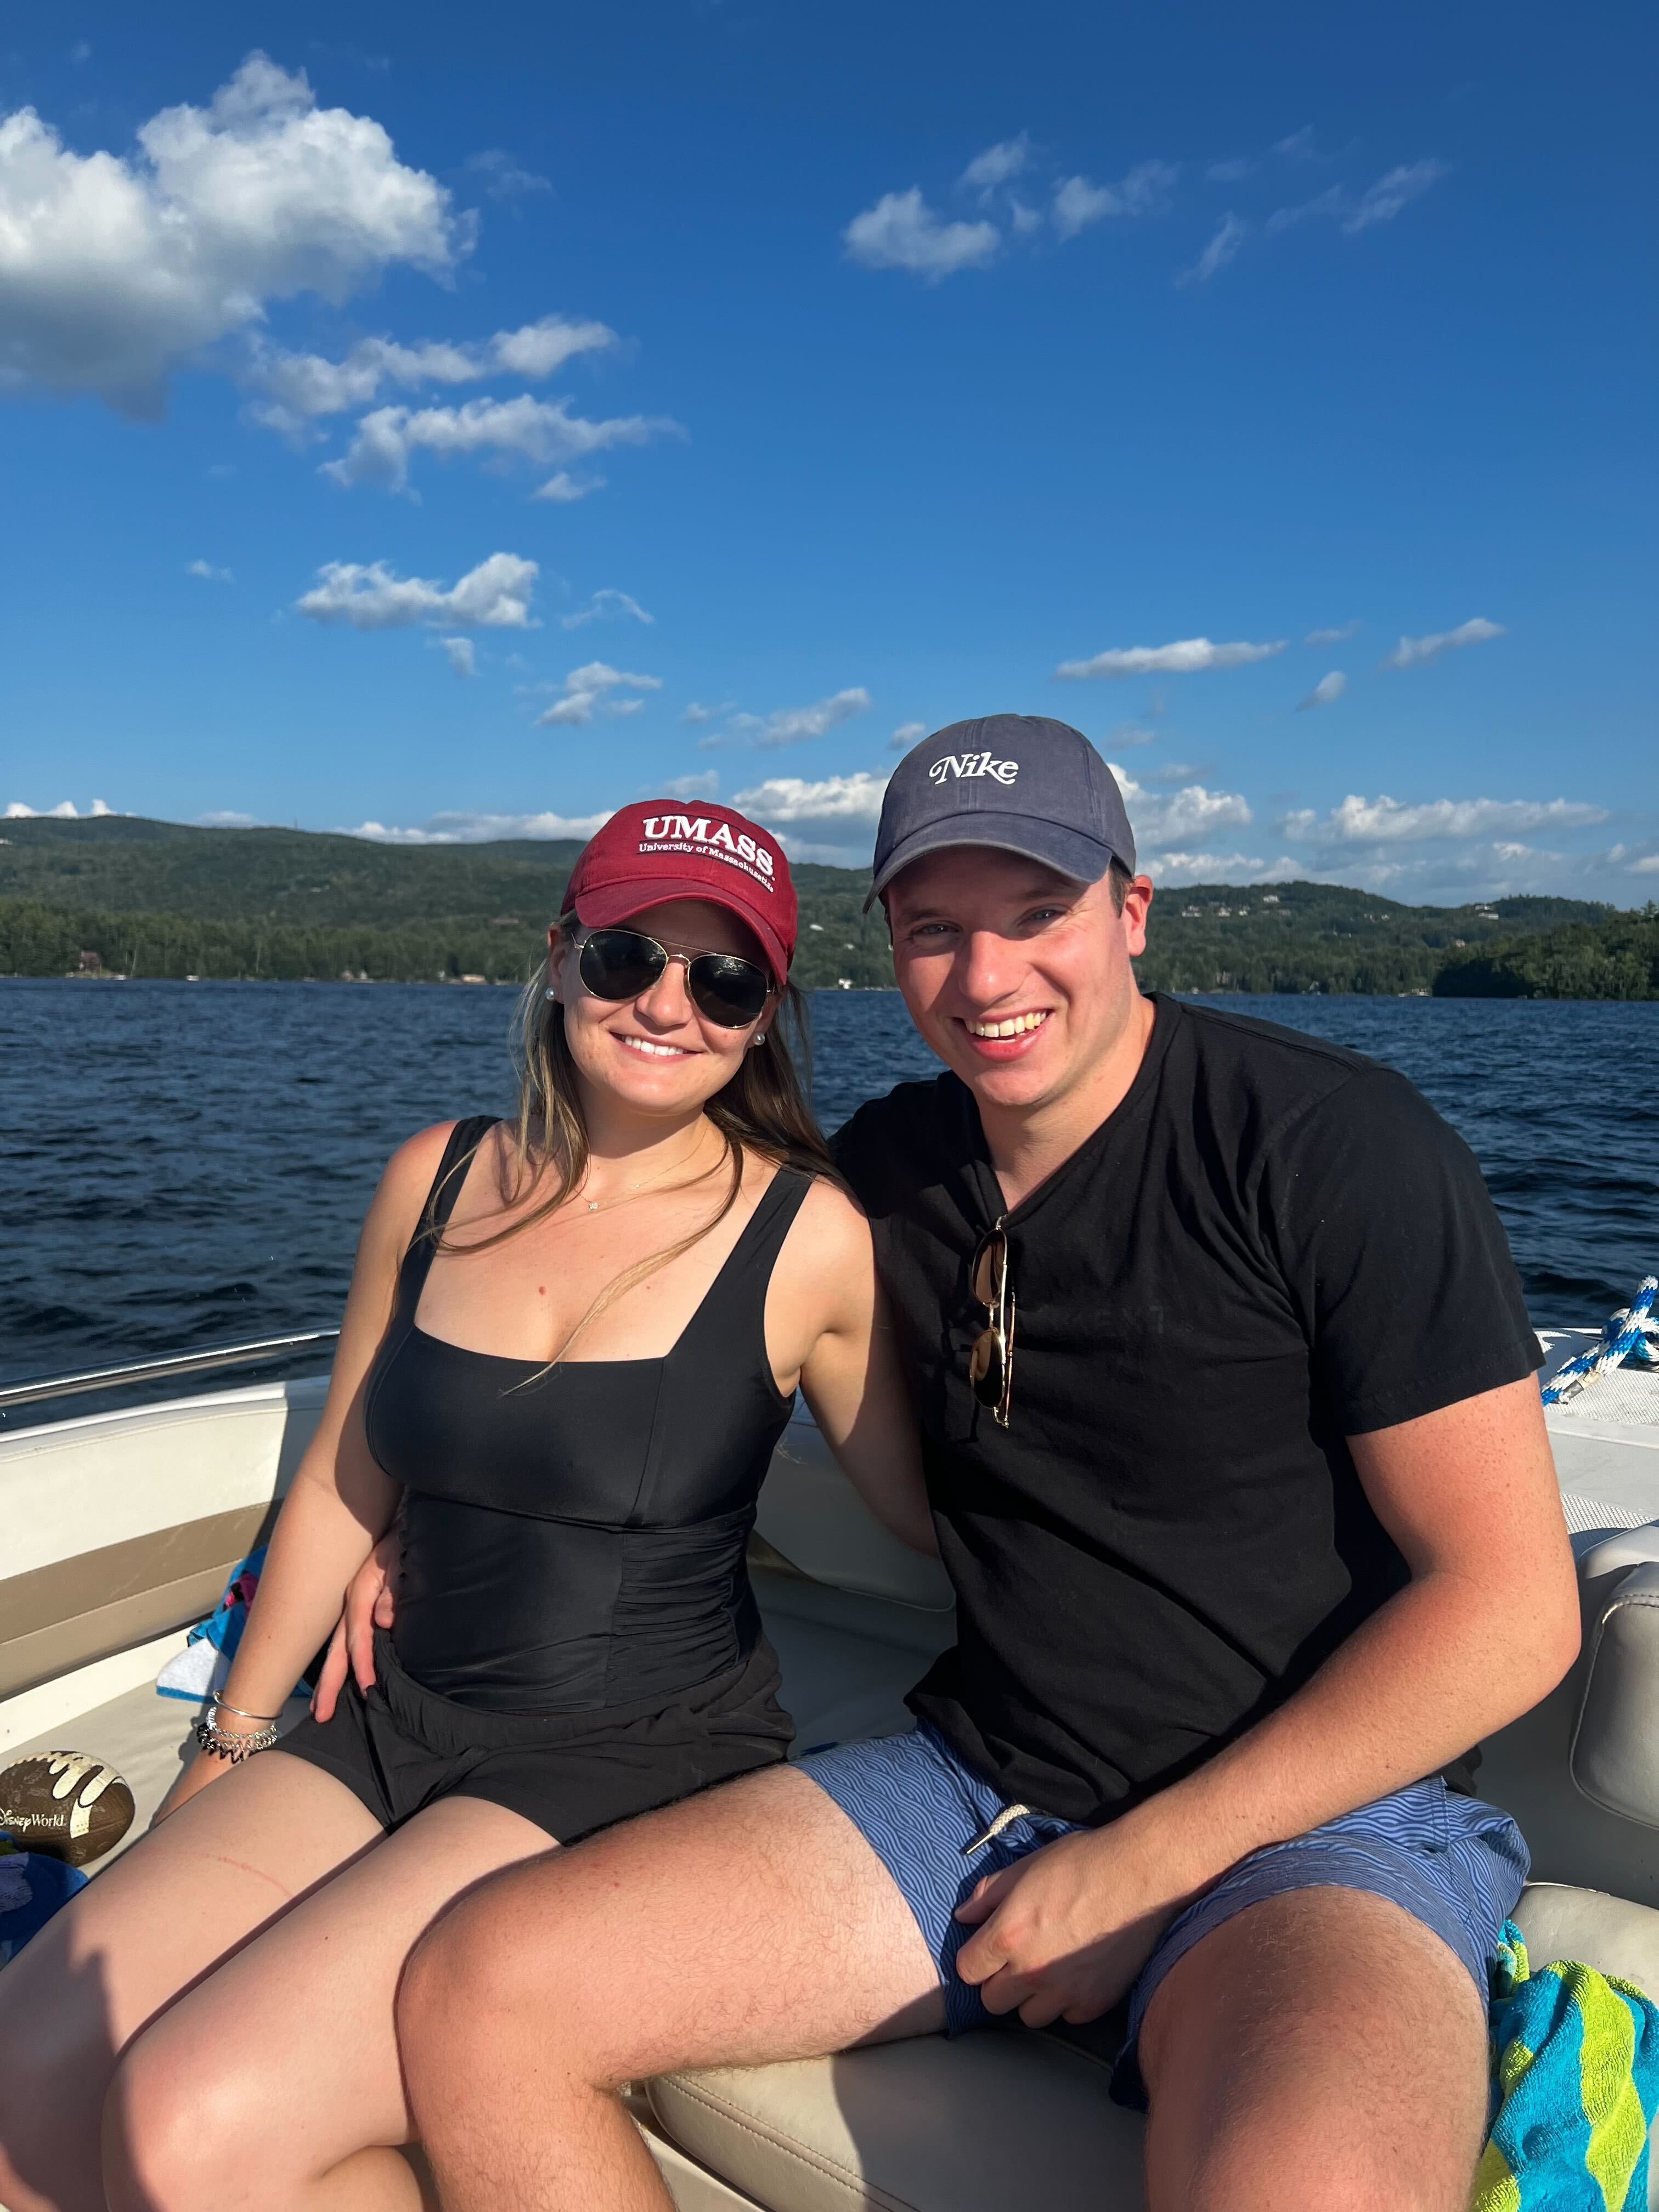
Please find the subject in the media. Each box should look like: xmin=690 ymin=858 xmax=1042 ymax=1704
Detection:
xmin=954 ymin=1373 xmax=1579 ymax=2026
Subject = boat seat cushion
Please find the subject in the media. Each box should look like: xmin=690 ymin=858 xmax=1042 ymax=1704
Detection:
xmin=648 ymin=1885 xmax=1659 ymax=2212
xmin=1514 ymin=1882 xmax=1659 ymax=2001
xmin=648 ymin=2025 xmax=1144 ymax=2212
xmin=1571 ymin=1556 xmax=1659 ymax=1829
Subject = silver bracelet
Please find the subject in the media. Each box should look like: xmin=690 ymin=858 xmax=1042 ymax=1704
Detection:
xmin=194 ymin=1711 xmax=279 ymax=1763
xmin=210 ymin=1697 xmax=283 ymax=1723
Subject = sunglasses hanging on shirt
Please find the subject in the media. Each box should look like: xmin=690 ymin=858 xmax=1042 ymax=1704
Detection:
xmin=968 ymin=1221 xmax=1015 ymax=1429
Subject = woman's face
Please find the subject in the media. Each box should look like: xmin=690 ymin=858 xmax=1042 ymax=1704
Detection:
xmin=549 ymin=897 xmax=772 ymax=1120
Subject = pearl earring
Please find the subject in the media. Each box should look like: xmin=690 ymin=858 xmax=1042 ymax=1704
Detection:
xmin=544 ymin=987 xmax=557 ymax=1000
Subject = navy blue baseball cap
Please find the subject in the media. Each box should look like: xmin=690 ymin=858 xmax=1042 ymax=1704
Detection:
xmin=867 ymin=714 xmax=1137 ymax=910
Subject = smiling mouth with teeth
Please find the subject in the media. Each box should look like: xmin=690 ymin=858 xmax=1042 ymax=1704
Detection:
xmin=963 ymin=1011 xmax=1051 ymax=1040
xmin=618 ymin=1034 xmax=694 ymax=1058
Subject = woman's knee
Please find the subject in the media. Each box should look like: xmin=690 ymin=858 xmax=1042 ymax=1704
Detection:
xmin=102 ymin=2028 xmax=273 ymax=2212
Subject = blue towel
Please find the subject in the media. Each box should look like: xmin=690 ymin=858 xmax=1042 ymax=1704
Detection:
xmin=0 ymin=1835 xmax=88 ymax=1966
xmin=1474 ymin=1920 xmax=1659 ymax=2210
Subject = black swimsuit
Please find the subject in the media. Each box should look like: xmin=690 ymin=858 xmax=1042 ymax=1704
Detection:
xmin=278 ymin=1118 xmax=807 ymax=1839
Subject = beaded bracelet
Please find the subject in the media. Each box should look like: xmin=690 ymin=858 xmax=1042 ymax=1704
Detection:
xmin=193 ymin=1704 xmax=280 ymax=1763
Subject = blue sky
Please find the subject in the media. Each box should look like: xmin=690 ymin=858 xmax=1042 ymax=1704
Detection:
xmin=2 ymin=0 xmax=1653 ymax=902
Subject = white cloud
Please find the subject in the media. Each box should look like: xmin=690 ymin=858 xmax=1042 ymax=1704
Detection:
xmin=960 ymin=134 xmax=1030 ymax=196
xmin=1206 ymin=157 xmax=1255 ymax=184
xmin=321 ymin=392 xmax=675 ymax=494
xmin=560 ymin=588 xmax=653 ymax=630
xmin=532 ymin=471 xmax=604 ymax=503
xmin=1628 ymin=854 xmax=1659 ymax=876
xmin=347 ymin=806 xmax=611 ymax=844
xmin=438 ymin=635 xmax=476 ymax=676
xmin=1052 ymin=176 xmax=1116 ymax=242
xmin=1281 ymin=793 xmax=1608 ymax=843
xmin=1266 ymin=187 xmax=1346 ymax=235
xmin=0 ymin=54 xmax=462 ymax=415
xmin=1275 ymin=127 xmax=1318 ymax=161
xmin=1106 ymin=718 xmax=1160 ymax=747
xmin=464 ymin=149 xmax=552 ymax=202
xmin=243 ymin=316 xmax=614 ymax=439
xmin=657 ymin=771 xmax=720 ymax=801
xmin=1305 ymin=619 xmax=1361 ymax=645
xmin=195 ymin=808 xmax=259 ymax=826
xmin=682 ymin=699 xmax=733 ymax=724
xmin=890 ymin=720 xmax=927 ymax=751
xmin=1008 ymin=198 xmax=1043 ymax=235
xmin=1052 ymin=160 xmax=1178 ymax=241
xmin=843 ymin=189 xmax=998 ymax=281
xmin=534 ymin=661 xmax=661 ymax=729
xmin=1057 ymin=634 xmax=1285 ymax=679
xmin=732 ymin=771 xmax=891 ymax=843
xmin=295 ymin=551 xmax=539 ymax=630
xmin=1297 ymin=670 xmax=1346 ymax=710
xmin=1269 ymin=160 xmax=1449 ymax=240
xmin=724 ymin=686 xmax=872 ymax=749
xmin=187 ymin=558 xmax=233 ymax=582
xmin=1114 ymin=764 xmax=1253 ymax=851
xmin=1142 ymin=850 xmax=1290 ymax=885
xmin=5 ymin=797 xmax=115 ymax=818
xmin=1176 ymin=212 xmax=1249 ymax=284
xmin=1344 ymin=160 xmax=1449 ymax=234
xmin=1382 ymin=617 xmax=1505 ymax=669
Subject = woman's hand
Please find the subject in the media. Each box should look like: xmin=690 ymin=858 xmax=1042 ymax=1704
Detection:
xmin=311 ymin=1530 xmax=402 ymax=1722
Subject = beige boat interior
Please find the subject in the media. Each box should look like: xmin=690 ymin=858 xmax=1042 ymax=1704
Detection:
xmin=4 ymin=1326 xmax=1659 ymax=2212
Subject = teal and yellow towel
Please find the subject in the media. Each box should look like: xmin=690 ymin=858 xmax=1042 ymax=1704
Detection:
xmin=1474 ymin=1921 xmax=1659 ymax=2211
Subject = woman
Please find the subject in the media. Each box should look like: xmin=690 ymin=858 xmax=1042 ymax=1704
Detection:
xmin=0 ymin=802 xmax=933 ymax=2212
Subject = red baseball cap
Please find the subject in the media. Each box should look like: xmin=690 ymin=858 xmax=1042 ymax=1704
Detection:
xmin=562 ymin=801 xmax=797 ymax=985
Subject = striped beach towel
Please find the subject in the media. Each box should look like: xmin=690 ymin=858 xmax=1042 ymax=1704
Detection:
xmin=1474 ymin=1921 xmax=1659 ymax=2210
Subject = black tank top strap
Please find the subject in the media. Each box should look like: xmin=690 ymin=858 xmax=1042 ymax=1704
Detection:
xmin=397 ymin=1115 xmax=498 ymax=1311
xmin=669 ymin=1164 xmax=814 ymax=1374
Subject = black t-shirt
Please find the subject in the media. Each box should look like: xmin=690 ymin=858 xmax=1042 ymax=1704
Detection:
xmin=830 ymin=994 xmax=1541 ymax=1827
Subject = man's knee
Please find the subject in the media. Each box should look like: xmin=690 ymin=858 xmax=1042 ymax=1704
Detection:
xmin=399 ymin=1873 xmax=614 ymax=2095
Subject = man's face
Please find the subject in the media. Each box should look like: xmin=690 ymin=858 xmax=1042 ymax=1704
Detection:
xmin=885 ymin=847 xmax=1153 ymax=1116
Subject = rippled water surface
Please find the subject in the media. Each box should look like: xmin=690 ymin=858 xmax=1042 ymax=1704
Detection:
xmin=4 ymin=980 xmax=1656 ymax=1402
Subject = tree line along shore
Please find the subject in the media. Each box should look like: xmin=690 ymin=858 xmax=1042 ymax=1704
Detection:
xmin=1 ymin=815 xmax=1655 ymax=999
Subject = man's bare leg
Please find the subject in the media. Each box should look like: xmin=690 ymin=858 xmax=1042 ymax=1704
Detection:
xmin=1137 ymin=1886 xmax=1488 ymax=2212
xmin=398 ymin=1764 xmax=944 ymax=2212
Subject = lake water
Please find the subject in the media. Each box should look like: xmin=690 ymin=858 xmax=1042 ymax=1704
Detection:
xmin=4 ymin=980 xmax=1656 ymax=1411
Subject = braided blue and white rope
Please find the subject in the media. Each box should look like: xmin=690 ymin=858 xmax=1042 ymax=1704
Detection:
xmin=1542 ymin=1276 xmax=1659 ymax=1407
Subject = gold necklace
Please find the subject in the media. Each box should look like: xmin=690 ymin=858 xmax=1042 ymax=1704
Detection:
xmin=577 ymin=1135 xmax=711 ymax=1215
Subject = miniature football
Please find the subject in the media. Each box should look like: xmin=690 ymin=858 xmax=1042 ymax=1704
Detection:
xmin=0 ymin=1752 xmax=136 ymax=1868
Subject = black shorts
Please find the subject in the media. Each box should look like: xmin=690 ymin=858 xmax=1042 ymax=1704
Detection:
xmin=276 ymin=1629 xmax=795 ymax=1843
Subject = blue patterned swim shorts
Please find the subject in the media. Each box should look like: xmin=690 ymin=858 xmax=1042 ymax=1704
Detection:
xmin=799 ymin=1723 xmax=1528 ymax=2105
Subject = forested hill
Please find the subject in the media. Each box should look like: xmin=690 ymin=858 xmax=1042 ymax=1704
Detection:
xmin=0 ymin=814 xmax=1651 ymax=997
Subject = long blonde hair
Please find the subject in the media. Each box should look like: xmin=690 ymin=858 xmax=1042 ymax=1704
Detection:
xmin=422 ymin=915 xmax=837 ymax=1352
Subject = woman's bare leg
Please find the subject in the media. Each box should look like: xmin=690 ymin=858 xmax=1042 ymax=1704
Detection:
xmin=101 ymin=1790 xmax=555 ymax=2212
xmin=0 ymin=1750 xmax=382 ymax=2212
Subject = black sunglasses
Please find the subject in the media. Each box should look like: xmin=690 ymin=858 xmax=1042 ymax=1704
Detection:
xmin=968 ymin=1221 xmax=1015 ymax=1429
xmin=577 ymin=926 xmax=774 ymax=1030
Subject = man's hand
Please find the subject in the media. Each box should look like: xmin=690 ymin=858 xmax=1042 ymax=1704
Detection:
xmin=953 ymin=1822 xmax=1190 ymax=2028
xmin=311 ymin=1530 xmax=400 ymax=1721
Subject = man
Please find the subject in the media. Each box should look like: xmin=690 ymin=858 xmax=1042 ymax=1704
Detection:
xmin=393 ymin=717 xmax=1578 ymax=2210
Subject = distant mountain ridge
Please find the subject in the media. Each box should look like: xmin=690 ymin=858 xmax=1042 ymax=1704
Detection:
xmin=1 ymin=814 xmax=1651 ymax=997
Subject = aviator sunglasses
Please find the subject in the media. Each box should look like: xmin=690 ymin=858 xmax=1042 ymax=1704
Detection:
xmin=968 ymin=1221 xmax=1015 ymax=1429
xmin=577 ymin=926 xmax=774 ymax=1030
